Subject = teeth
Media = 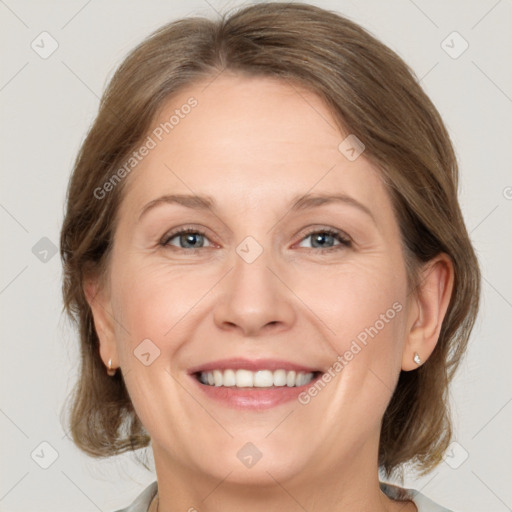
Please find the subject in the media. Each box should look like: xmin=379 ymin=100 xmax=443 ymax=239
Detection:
xmin=223 ymin=369 xmax=236 ymax=387
xmin=273 ymin=369 xmax=287 ymax=386
xmin=236 ymin=369 xmax=253 ymax=387
xmin=198 ymin=369 xmax=316 ymax=388
xmin=213 ymin=370 xmax=223 ymax=387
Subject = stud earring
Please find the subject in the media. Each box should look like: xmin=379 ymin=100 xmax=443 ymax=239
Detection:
xmin=413 ymin=352 xmax=422 ymax=365
xmin=107 ymin=358 xmax=117 ymax=376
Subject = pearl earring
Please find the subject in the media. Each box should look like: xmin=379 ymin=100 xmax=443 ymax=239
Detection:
xmin=413 ymin=352 xmax=422 ymax=365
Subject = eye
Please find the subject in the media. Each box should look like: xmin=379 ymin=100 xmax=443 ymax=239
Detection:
xmin=161 ymin=229 xmax=212 ymax=249
xmin=297 ymin=228 xmax=351 ymax=250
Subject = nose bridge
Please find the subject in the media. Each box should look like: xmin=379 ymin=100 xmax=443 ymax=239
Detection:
xmin=233 ymin=245 xmax=275 ymax=299
xmin=213 ymin=241 xmax=295 ymax=335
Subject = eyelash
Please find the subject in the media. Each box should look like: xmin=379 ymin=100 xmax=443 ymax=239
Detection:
xmin=160 ymin=226 xmax=352 ymax=253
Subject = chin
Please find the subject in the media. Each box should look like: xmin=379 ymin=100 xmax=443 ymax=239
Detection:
xmin=191 ymin=438 xmax=314 ymax=487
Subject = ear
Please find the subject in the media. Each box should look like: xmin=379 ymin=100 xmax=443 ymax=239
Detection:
xmin=83 ymin=274 xmax=119 ymax=371
xmin=402 ymin=253 xmax=454 ymax=371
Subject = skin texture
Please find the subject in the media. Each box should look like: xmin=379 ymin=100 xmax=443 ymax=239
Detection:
xmin=86 ymin=74 xmax=453 ymax=512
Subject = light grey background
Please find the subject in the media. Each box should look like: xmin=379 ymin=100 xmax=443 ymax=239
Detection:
xmin=1 ymin=1 xmax=511 ymax=511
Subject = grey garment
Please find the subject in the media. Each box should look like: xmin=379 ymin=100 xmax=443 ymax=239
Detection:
xmin=380 ymin=482 xmax=453 ymax=511
xmin=114 ymin=480 xmax=453 ymax=512
xmin=114 ymin=481 xmax=157 ymax=512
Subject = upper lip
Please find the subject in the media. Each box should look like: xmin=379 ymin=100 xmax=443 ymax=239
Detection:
xmin=188 ymin=357 xmax=322 ymax=375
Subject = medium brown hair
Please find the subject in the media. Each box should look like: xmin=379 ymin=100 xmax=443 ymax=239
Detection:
xmin=60 ymin=2 xmax=480 ymax=477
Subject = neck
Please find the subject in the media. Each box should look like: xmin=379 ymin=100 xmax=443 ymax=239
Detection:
xmin=150 ymin=437 xmax=412 ymax=512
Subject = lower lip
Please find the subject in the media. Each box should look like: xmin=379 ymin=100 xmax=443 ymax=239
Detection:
xmin=189 ymin=373 xmax=322 ymax=410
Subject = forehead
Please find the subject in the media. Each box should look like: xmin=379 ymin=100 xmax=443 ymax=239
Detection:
xmin=120 ymin=74 xmax=389 ymax=217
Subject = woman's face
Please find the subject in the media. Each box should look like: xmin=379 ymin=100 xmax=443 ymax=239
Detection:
xmin=98 ymin=74 xmax=415 ymax=484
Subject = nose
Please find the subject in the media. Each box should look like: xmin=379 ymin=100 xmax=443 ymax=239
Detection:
xmin=213 ymin=249 xmax=296 ymax=337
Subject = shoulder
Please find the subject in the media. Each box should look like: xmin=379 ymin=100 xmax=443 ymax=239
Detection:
xmin=380 ymin=482 xmax=453 ymax=512
xmin=113 ymin=481 xmax=158 ymax=512
xmin=114 ymin=480 xmax=452 ymax=512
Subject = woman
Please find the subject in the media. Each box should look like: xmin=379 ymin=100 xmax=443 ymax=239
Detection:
xmin=60 ymin=3 xmax=480 ymax=511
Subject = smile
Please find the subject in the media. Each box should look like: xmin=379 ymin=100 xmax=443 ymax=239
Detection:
xmin=188 ymin=357 xmax=324 ymax=409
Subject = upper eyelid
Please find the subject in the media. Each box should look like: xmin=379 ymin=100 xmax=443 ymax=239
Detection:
xmin=161 ymin=225 xmax=215 ymax=243
xmin=292 ymin=225 xmax=351 ymax=243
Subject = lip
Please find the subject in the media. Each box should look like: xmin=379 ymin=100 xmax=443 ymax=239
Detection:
xmin=188 ymin=358 xmax=323 ymax=411
xmin=187 ymin=357 xmax=321 ymax=374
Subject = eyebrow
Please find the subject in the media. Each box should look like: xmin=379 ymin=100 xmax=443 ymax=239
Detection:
xmin=138 ymin=194 xmax=214 ymax=221
xmin=291 ymin=193 xmax=375 ymax=222
xmin=138 ymin=192 xmax=375 ymax=223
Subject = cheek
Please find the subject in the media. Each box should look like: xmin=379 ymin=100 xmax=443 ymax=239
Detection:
xmin=107 ymin=262 xmax=210 ymax=425
xmin=302 ymin=254 xmax=406 ymax=321
xmin=109 ymin=259 xmax=217 ymax=353
xmin=297 ymin=258 xmax=408 ymax=372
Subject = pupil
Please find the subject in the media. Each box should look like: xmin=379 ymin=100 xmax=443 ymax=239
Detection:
xmin=182 ymin=233 xmax=202 ymax=248
xmin=313 ymin=233 xmax=333 ymax=247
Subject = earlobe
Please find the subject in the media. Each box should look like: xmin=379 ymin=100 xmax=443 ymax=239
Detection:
xmin=402 ymin=254 xmax=454 ymax=371
xmin=83 ymin=276 xmax=119 ymax=372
